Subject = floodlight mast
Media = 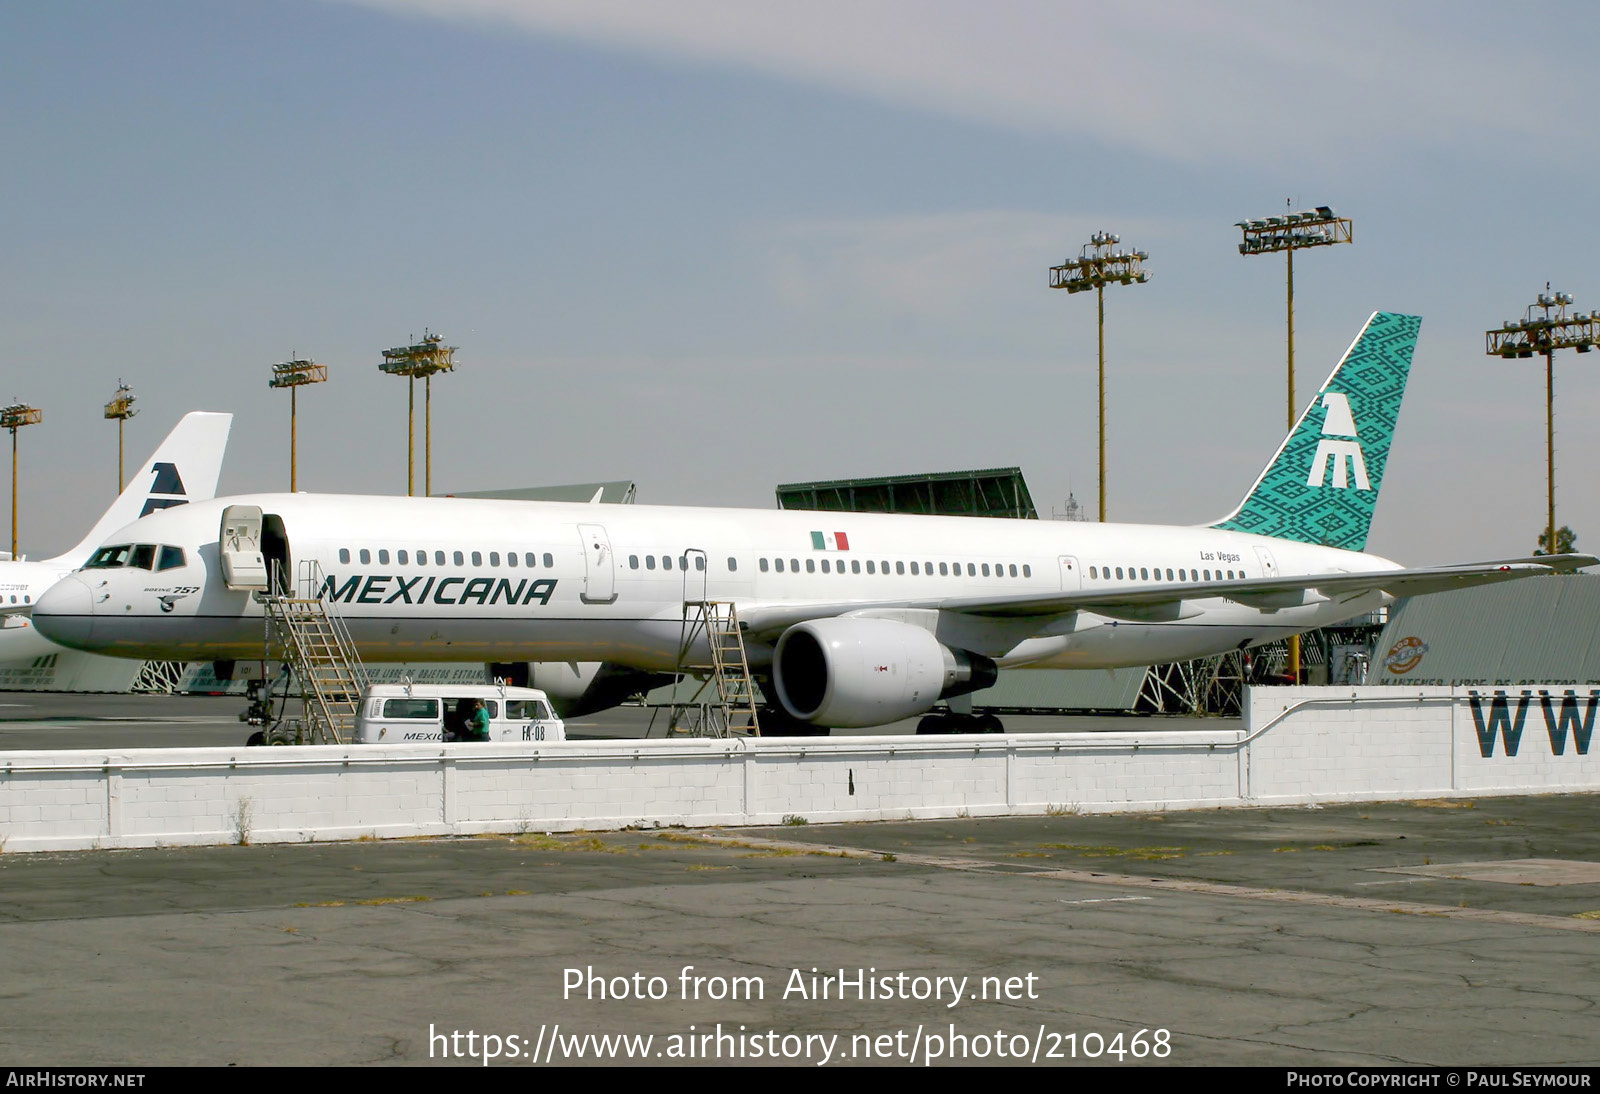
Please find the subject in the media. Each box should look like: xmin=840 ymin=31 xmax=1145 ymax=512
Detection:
xmin=1 ymin=403 xmax=41 ymax=558
xmin=378 ymin=331 xmax=457 ymax=497
xmin=268 ymin=358 xmax=328 ymax=492
xmin=1237 ymin=204 xmax=1352 ymax=685
xmin=1485 ymin=288 xmax=1594 ymax=555
xmin=103 ymin=381 xmax=137 ymax=492
xmin=1049 ymin=232 xmax=1151 ymax=521
xmin=1236 ymin=205 xmax=1353 ymax=431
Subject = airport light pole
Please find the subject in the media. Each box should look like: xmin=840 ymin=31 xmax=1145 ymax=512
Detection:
xmin=1 ymin=403 xmax=42 ymax=558
xmin=268 ymin=357 xmax=328 ymax=492
xmin=103 ymin=381 xmax=137 ymax=492
xmin=379 ymin=331 xmax=457 ymax=497
xmin=1237 ymin=204 xmax=1352 ymax=685
xmin=1049 ymin=231 xmax=1150 ymax=522
xmin=1485 ymin=288 xmax=1595 ymax=556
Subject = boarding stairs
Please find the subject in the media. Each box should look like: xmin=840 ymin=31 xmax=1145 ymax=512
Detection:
xmin=670 ymin=600 xmax=761 ymax=737
xmin=258 ymin=560 xmax=369 ymax=745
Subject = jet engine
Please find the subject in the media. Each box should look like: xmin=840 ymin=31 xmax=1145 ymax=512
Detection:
xmin=772 ymin=617 xmax=997 ymax=729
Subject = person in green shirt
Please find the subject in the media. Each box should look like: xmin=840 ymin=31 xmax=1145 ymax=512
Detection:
xmin=466 ymin=698 xmax=490 ymax=742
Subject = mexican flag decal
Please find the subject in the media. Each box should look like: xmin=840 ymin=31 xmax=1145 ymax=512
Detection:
xmin=810 ymin=530 xmax=850 ymax=551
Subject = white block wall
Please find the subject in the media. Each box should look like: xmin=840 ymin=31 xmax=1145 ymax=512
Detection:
xmin=4 ymin=685 xmax=1599 ymax=852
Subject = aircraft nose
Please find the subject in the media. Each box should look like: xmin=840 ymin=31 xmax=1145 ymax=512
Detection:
xmin=33 ymin=575 xmax=97 ymax=650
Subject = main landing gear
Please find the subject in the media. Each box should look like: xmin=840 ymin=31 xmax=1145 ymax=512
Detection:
xmin=916 ymin=712 xmax=1005 ymax=734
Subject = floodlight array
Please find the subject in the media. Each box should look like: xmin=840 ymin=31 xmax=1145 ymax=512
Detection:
xmin=1049 ymin=232 xmax=1151 ymax=293
xmin=1237 ymin=206 xmax=1351 ymax=255
xmin=379 ymin=330 xmax=458 ymax=378
xmin=1486 ymin=291 xmax=1596 ymax=358
xmin=269 ymin=358 xmax=329 ymax=388
xmin=103 ymin=382 xmax=137 ymax=421
xmin=0 ymin=404 xmax=42 ymax=431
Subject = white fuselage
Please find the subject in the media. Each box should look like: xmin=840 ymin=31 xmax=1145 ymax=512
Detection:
xmin=34 ymin=493 xmax=1399 ymax=670
xmin=0 ymin=558 xmax=82 ymax=662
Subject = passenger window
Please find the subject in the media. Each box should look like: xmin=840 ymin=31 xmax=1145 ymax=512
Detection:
xmin=360 ymin=549 xmax=371 ymax=564
xmin=629 ymin=555 xmax=639 ymax=569
xmin=525 ymin=553 xmax=536 ymax=567
xmin=398 ymin=550 xmax=408 ymax=565
xmin=1010 ymin=564 xmax=1018 ymax=577
xmin=1140 ymin=568 xmax=1148 ymax=580
xmin=695 ymin=556 xmax=705 ymax=571
xmin=679 ymin=554 xmax=688 ymax=570
xmin=727 ymin=557 xmax=737 ymax=572
xmin=506 ymin=552 xmax=517 ymax=568
xmin=892 ymin=561 xmax=902 ymax=575
xmin=156 ymin=545 xmax=186 ymax=571
xmin=663 ymin=556 xmax=673 ymax=571
xmin=489 ymin=552 xmax=499 ymax=567
xmin=939 ymin=563 xmax=948 ymax=576
xmin=774 ymin=558 xmax=784 ymax=572
xmin=982 ymin=563 xmax=990 ymax=577
xmin=967 ymin=563 xmax=976 ymax=577
xmin=543 ymin=553 xmax=553 ymax=568
xmin=1090 ymin=566 xmax=1098 ymax=579
xmin=339 ymin=548 xmax=350 ymax=564
xmin=866 ymin=561 xmax=876 ymax=575
xmin=1023 ymin=565 xmax=1031 ymax=578
xmin=910 ymin=562 xmax=919 ymax=575
xmin=646 ymin=555 xmax=656 ymax=571
xmin=416 ymin=550 xmax=427 ymax=567
xmin=378 ymin=549 xmax=390 ymax=565
xmin=381 ymin=698 xmax=439 ymax=720
xmin=851 ymin=560 xmax=860 ymax=574
xmin=760 ymin=558 xmax=769 ymax=572
xmin=1204 ymin=570 xmax=1211 ymax=581
xmin=1115 ymin=567 xmax=1124 ymax=579
xmin=806 ymin=559 xmax=815 ymax=573
xmin=790 ymin=559 xmax=799 ymax=571
xmin=453 ymin=551 xmax=464 ymax=566
xmin=435 ymin=551 xmax=446 ymax=566
xmin=1165 ymin=568 xmax=1173 ymax=580
xmin=821 ymin=559 xmax=830 ymax=573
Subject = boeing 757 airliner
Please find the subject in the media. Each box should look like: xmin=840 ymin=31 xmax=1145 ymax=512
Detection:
xmin=31 ymin=315 xmax=1593 ymax=730
xmin=0 ymin=411 xmax=231 ymax=662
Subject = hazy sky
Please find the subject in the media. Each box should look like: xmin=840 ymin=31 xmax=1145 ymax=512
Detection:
xmin=3 ymin=1 xmax=1596 ymax=565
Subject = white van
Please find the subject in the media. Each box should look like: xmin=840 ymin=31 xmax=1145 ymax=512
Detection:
xmin=354 ymin=683 xmax=566 ymax=744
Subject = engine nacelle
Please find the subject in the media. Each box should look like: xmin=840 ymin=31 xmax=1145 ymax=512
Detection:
xmin=772 ymin=617 xmax=998 ymax=729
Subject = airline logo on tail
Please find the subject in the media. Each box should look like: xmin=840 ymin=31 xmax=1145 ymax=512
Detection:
xmin=139 ymin=462 xmax=189 ymax=517
xmin=1306 ymin=393 xmax=1369 ymax=490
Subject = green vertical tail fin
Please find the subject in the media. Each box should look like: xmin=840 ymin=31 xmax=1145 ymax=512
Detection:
xmin=1211 ymin=311 xmax=1421 ymax=551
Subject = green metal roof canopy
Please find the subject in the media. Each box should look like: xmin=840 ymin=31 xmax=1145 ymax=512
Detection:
xmin=776 ymin=467 xmax=1037 ymax=519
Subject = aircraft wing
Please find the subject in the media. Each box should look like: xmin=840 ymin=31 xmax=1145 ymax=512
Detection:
xmin=739 ymin=554 xmax=1596 ymax=638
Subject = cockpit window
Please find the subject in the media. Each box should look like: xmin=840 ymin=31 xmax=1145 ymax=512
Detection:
xmin=129 ymin=544 xmax=156 ymax=570
xmin=157 ymin=546 xmax=186 ymax=572
xmin=86 ymin=545 xmax=132 ymax=569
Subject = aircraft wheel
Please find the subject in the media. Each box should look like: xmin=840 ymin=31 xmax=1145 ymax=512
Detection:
xmin=977 ymin=713 xmax=1006 ymax=733
xmin=916 ymin=714 xmax=955 ymax=735
xmin=245 ymin=731 xmax=265 ymax=747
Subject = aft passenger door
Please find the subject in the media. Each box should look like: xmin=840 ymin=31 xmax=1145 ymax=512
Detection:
xmin=1058 ymin=555 xmax=1082 ymax=593
xmin=1253 ymin=546 xmax=1279 ymax=579
xmin=578 ymin=524 xmax=618 ymax=604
